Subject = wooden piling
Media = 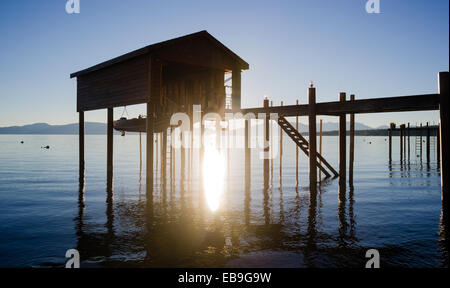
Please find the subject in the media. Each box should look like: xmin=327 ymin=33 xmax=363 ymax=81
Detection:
xmin=319 ymin=119 xmax=323 ymax=182
xmin=162 ymin=129 xmax=167 ymax=186
xmin=270 ymin=101 xmax=273 ymax=182
xmin=139 ymin=132 xmax=142 ymax=178
xmin=438 ymin=72 xmax=449 ymax=209
xmin=146 ymin=104 xmax=154 ymax=195
xmin=437 ymin=123 xmax=440 ymax=165
xmin=420 ymin=123 xmax=423 ymax=160
xmin=407 ymin=122 xmax=410 ymax=161
xmin=279 ymin=101 xmax=283 ymax=184
xmin=107 ymin=108 xmax=113 ymax=192
xmin=426 ymin=122 xmax=430 ymax=164
xmin=245 ymin=119 xmax=251 ymax=189
xmin=308 ymin=86 xmax=317 ymax=187
xmin=400 ymin=124 xmax=404 ymax=161
xmin=338 ymin=92 xmax=346 ymax=186
xmin=349 ymin=94 xmax=355 ymax=185
xmin=296 ymin=100 xmax=299 ymax=186
xmin=181 ymin=129 xmax=185 ymax=181
xmin=264 ymin=98 xmax=270 ymax=189
xmin=79 ymin=111 xmax=85 ymax=183
xmin=389 ymin=123 xmax=394 ymax=162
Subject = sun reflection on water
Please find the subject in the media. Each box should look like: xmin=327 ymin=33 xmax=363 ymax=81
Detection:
xmin=202 ymin=146 xmax=225 ymax=212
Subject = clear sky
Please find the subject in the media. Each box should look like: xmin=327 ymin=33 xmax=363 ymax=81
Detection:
xmin=0 ymin=0 xmax=448 ymax=128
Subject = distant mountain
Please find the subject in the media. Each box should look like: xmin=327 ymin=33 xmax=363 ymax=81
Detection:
xmin=0 ymin=122 xmax=119 ymax=135
xmin=0 ymin=121 xmax=379 ymax=135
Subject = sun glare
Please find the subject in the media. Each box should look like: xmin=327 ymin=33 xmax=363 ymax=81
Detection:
xmin=202 ymin=146 xmax=225 ymax=212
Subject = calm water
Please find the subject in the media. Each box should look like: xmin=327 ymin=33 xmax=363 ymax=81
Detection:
xmin=0 ymin=133 xmax=447 ymax=268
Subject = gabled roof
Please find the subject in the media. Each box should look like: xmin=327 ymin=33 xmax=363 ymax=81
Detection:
xmin=70 ymin=30 xmax=249 ymax=78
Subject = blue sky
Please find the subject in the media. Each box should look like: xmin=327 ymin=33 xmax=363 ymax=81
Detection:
xmin=0 ymin=0 xmax=448 ymax=128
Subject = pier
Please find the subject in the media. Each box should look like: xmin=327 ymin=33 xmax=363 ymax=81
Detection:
xmin=70 ymin=31 xmax=449 ymax=216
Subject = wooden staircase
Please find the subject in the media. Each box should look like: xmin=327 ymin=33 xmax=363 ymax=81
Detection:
xmin=277 ymin=116 xmax=338 ymax=178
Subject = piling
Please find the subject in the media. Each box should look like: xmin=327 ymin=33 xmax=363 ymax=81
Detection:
xmin=146 ymin=104 xmax=154 ymax=195
xmin=308 ymin=85 xmax=317 ymax=187
xmin=338 ymin=92 xmax=346 ymax=186
xmin=420 ymin=123 xmax=423 ymax=160
xmin=426 ymin=122 xmax=430 ymax=164
xmin=181 ymin=130 xmax=185 ymax=181
xmin=319 ymin=119 xmax=323 ymax=182
xmin=349 ymin=94 xmax=355 ymax=186
xmin=79 ymin=111 xmax=85 ymax=183
xmin=264 ymin=98 xmax=270 ymax=189
xmin=270 ymin=101 xmax=273 ymax=182
xmin=107 ymin=108 xmax=114 ymax=192
xmin=389 ymin=123 xmax=395 ymax=162
xmin=437 ymin=123 xmax=440 ymax=165
xmin=439 ymin=72 xmax=449 ymax=209
xmin=162 ymin=129 xmax=167 ymax=186
xmin=279 ymin=101 xmax=283 ymax=184
xmin=245 ymin=119 xmax=251 ymax=189
xmin=407 ymin=122 xmax=410 ymax=161
xmin=400 ymin=124 xmax=404 ymax=162
xmin=296 ymin=100 xmax=299 ymax=186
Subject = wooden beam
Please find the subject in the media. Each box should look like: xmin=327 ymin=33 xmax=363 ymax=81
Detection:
xmin=338 ymin=93 xmax=346 ymax=186
xmin=240 ymin=94 xmax=439 ymax=116
xmin=107 ymin=108 xmax=113 ymax=192
xmin=308 ymin=86 xmax=317 ymax=187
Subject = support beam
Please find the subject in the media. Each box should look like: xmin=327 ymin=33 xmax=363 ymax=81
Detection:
xmin=426 ymin=122 xmax=430 ymax=164
xmin=279 ymin=101 xmax=283 ymax=184
xmin=79 ymin=111 xmax=85 ymax=184
xmin=420 ymin=123 xmax=423 ymax=161
xmin=389 ymin=123 xmax=394 ymax=162
xmin=146 ymin=104 xmax=154 ymax=196
xmin=439 ymin=72 xmax=449 ymax=209
xmin=107 ymin=108 xmax=114 ymax=192
xmin=308 ymin=86 xmax=317 ymax=187
xmin=296 ymin=100 xmax=299 ymax=186
xmin=349 ymin=94 xmax=355 ymax=186
xmin=408 ymin=122 xmax=410 ymax=161
xmin=437 ymin=123 xmax=440 ymax=165
xmin=400 ymin=124 xmax=404 ymax=162
xmin=232 ymin=69 xmax=241 ymax=110
xmin=263 ymin=98 xmax=270 ymax=189
xmin=245 ymin=119 xmax=251 ymax=189
xmin=338 ymin=92 xmax=347 ymax=186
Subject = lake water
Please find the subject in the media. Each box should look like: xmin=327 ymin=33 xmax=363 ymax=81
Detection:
xmin=0 ymin=132 xmax=447 ymax=268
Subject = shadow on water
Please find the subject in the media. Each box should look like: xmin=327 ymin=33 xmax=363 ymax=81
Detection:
xmin=72 ymin=154 xmax=448 ymax=268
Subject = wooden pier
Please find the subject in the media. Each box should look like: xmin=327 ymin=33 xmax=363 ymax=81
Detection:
xmin=70 ymin=31 xmax=449 ymax=214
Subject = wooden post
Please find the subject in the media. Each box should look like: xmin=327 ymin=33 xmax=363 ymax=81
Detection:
xmin=181 ymin=129 xmax=185 ymax=181
xmin=438 ymin=72 xmax=449 ymax=209
xmin=279 ymin=101 xmax=283 ymax=184
xmin=139 ymin=132 xmax=142 ymax=179
xmin=79 ymin=111 xmax=85 ymax=184
xmin=296 ymin=100 xmax=299 ymax=186
xmin=389 ymin=123 xmax=394 ymax=162
xmin=162 ymin=129 xmax=167 ymax=186
xmin=308 ymin=85 xmax=317 ymax=187
xmin=349 ymin=94 xmax=355 ymax=185
xmin=232 ymin=69 xmax=241 ymax=110
xmin=407 ymin=122 xmax=410 ymax=161
xmin=319 ymin=119 xmax=323 ymax=182
xmin=437 ymin=123 xmax=440 ymax=165
xmin=107 ymin=108 xmax=113 ymax=192
xmin=270 ymin=101 xmax=273 ymax=182
xmin=338 ymin=92 xmax=346 ymax=186
xmin=245 ymin=119 xmax=251 ymax=189
xmin=264 ymin=98 xmax=270 ymax=189
xmin=426 ymin=122 xmax=430 ymax=164
xmin=420 ymin=123 xmax=423 ymax=160
xmin=146 ymin=105 xmax=154 ymax=195
xmin=400 ymin=124 xmax=404 ymax=162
